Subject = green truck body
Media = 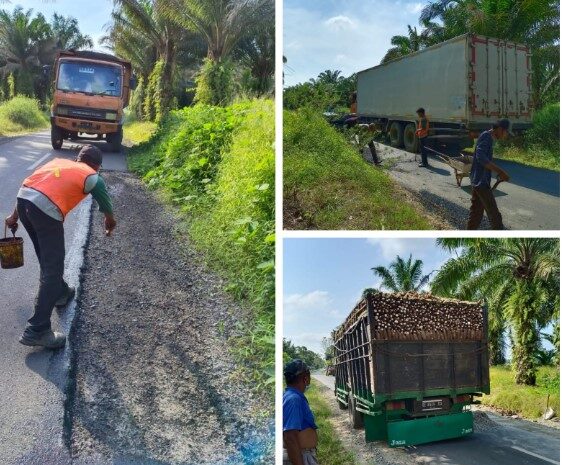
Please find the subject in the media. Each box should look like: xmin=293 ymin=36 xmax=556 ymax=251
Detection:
xmin=332 ymin=292 xmax=490 ymax=447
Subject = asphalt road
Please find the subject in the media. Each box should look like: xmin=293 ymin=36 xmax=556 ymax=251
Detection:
xmin=0 ymin=130 xmax=125 ymax=465
xmin=313 ymin=372 xmax=560 ymax=465
xmin=372 ymin=142 xmax=560 ymax=230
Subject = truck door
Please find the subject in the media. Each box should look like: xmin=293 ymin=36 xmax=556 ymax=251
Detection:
xmin=501 ymin=42 xmax=531 ymax=119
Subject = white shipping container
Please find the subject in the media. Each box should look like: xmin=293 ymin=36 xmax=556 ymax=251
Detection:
xmin=356 ymin=34 xmax=532 ymax=131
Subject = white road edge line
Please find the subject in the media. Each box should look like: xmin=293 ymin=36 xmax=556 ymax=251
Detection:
xmin=511 ymin=446 xmax=559 ymax=464
xmin=27 ymin=152 xmax=51 ymax=170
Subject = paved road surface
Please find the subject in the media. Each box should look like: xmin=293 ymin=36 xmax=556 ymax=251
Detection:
xmin=313 ymin=372 xmax=560 ymax=465
xmin=0 ymin=130 xmax=125 ymax=465
xmin=372 ymin=142 xmax=559 ymax=230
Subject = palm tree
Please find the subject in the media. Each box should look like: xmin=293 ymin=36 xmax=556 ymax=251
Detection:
xmin=372 ymin=254 xmax=431 ymax=292
xmin=380 ymin=25 xmax=428 ymax=64
xmin=50 ymin=14 xmax=93 ymax=50
xmin=432 ymin=238 xmax=559 ymax=385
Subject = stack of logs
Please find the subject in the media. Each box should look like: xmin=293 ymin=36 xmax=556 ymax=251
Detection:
xmin=367 ymin=292 xmax=484 ymax=341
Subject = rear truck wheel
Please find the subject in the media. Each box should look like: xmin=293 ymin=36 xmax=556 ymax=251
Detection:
xmin=51 ymin=125 xmax=63 ymax=150
xmin=107 ymin=126 xmax=123 ymax=153
xmin=403 ymin=123 xmax=418 ymax=153
xmin=389 ymin=121 xmax=404 ymax=148
xmin=348 ymin=395 xmax=364 ymax=429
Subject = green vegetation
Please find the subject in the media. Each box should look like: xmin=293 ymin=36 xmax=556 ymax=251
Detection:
xmin=306 ymin=381 xmax=359 ymax=465
xmin=372 ymin=254 xmax=431 ymax=292
xmin=0 ymin=96 xmax=48 ymax=135
xmin=432 ymin=238 xmax=559 ymax=385
xmin=483 ymin=365 xmax=559 ymax=419
xmin=283 ymin=339 xmax=325 ymax=369
xmin=128 ymin=99 xmax=274 ymax=394
xmin=283 ymin=108 xmax=432 ymax=230
xmin=123 ymin=120 xmax=157 ymax=145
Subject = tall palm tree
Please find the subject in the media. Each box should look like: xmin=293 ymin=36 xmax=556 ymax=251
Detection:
xmin=380 ymin=25 xmax=428 ymax=64
xmin=432 ymin=238 xmax=559 ymax=385
xmin=50 ymin=14 xmax=93 ymax=50
xmin=372 ymin=254 xmax=431 ymax=292
xmin=158 ymin=0 xmax=273 ymax=62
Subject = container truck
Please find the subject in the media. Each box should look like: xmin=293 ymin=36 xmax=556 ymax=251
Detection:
xmin=356 ymin=33 xmax=532 ymax=152
xmin=47 ymin=50 xmax=136 ymax=152
xmin=332 ymin=291 xmax=489 ymax=447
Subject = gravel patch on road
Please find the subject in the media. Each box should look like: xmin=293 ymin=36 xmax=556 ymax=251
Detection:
xmin=67 ymin=173 xmax=273 ymax=465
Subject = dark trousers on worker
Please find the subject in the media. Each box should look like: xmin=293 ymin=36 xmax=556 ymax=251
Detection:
xmin=16 ymin=198 xmax=68 ymax=335
xmin=419 ymin=137 xmax=428 ymax=166
xmin=467 ymin=185 xmax=504 ymax=230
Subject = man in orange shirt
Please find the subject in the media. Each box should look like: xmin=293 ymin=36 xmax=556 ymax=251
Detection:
xmin=4 ymin=145 xmax=116 ymax=349
xmin=415 ymin=107 xmax=430 ymax=168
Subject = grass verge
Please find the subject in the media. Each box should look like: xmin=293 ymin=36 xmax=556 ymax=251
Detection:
xmin=306 ymin=381 xmax=359 ymax=465
xmin=482 ymin=365 xmax=559 ymax=419
xmin=0 ymin=96 xmax=49 ymax=136
xmin=283 ymin=109 xmax=432 ymax=230
xmin=493 ymin=145 xmax=559 ymax=172
xmin=127 ymin=99 xmax=274 ymax=398
xmin=123 ymin=120 xmax=157 ymax=145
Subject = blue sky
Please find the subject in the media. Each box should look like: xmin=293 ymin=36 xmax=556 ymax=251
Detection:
xmin=284 ymin=0 xmax=428 ymax=86
xmin=4 ymin=0 xmax=114 ymax=52
xmin=284 ymin=238 xmax=452 ymax=354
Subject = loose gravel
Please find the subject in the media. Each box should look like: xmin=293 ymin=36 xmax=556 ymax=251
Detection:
xmin=67 ymin=172 xmax=273 ymax=465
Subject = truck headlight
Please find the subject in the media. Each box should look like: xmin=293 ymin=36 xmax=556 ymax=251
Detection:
xmin=105 ymin=112 xmax=117 ymax=121
xmin=57 ymin=106 xmax=68 ymax=116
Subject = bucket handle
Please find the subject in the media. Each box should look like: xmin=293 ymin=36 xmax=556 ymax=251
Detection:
xmin=4 ymin=224 xmax=16 ymax=239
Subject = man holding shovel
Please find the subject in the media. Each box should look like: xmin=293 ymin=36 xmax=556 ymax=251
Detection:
xmin=467 ymin=119 xmax=511 ymax=230
xmin=4 ymin=145 xmax=115 ymax=349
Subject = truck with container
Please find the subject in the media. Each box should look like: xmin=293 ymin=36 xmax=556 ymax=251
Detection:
xmin=356 ymin=33 xmax=533 ymax=153
xmin=332 ymin=291 xmax=489 ymax=447
xmin=46 ymin=50 xmax=136 ymax=152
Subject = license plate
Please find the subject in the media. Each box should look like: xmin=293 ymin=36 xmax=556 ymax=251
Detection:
xmin=78 ymin=122 xmax=93 ymax=128
xmin=422 ymin=399 xmax=443 ymax=411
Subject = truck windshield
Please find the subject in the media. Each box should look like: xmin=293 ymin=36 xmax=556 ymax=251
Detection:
xmin=57 ymin=61 xmax=122 ymax=96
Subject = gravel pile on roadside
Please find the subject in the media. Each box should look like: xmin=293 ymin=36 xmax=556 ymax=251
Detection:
xmin=473 ymin=411 xmax=499 ymax=432
xmin=67 ymin=172 xmax=273 ymax=465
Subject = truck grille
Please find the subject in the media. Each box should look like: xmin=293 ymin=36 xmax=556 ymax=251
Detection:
xmin=57 ymin=105 xmax=116 ymax=122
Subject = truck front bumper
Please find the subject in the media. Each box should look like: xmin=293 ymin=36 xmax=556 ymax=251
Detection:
xmin=385 ymin=411 xmax=473 ymax=447
xmin=52 ymin=116 xmax=119 ymax=135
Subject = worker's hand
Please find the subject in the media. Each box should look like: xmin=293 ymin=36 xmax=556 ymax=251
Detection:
xmin=104 ymin=215 xmax=116 ymax=236
xmin=5 ymin=214 xmax=18 ymax=234
xmin=498 ymin=171 xmax=510 ymax=182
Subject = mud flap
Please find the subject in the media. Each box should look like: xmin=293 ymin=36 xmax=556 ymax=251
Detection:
xmin=386 ymin=411 xmax=473 ymax=447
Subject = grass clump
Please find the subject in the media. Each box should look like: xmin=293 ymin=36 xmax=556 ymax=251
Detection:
xmin=0 ymin=96 xmax=48 ymax=134
xmin=128 ymin=99 xmax=274 ymax=395
xmin=482 ymin=365 xmax=559 ymax=419
xmin=306 ymin=381 xmax=359 ymax=465
xmin=123 ymin=120 xmax=157 ymax=145
xmin=283 ymin=108 xmax=432 ymax=230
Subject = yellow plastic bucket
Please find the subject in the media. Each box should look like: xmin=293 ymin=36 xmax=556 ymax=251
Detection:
xmin=0 ymin=225 xmax=24 ymax=269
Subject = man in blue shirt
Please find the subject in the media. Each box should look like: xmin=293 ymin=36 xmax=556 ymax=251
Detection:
xmin=467 ymin=119 xmax=511 ymax=229
xmin=283 ymin=360 xmax=319 ymax=465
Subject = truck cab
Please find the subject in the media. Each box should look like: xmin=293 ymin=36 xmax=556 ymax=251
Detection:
xmin=49 ymin=50 xmax=136 ymax=152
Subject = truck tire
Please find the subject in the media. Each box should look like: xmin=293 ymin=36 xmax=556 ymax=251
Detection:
xmin=389 ymin=121 xmax=404 ymax=148
xmin=108 ymin=126 xmax=123 ymax=153
xmin=403 ymin=123 xmax=418 ymax=153
xmin=51 ymin=126 xmax=63 ymax=150
xmin=348 ymin=396 xmax=364 ymax=429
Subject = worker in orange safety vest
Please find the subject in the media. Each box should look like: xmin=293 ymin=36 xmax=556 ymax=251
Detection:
xmin=415 ymin=107 xmax=430 ymax=168
xmin=4 ymin=145 xmax=116 ymax=349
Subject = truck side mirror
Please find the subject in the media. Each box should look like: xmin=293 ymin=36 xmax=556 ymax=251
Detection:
xmin=130 ymin=75 xmax=137 ymax=90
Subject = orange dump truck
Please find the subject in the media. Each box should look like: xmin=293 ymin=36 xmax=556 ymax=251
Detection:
xmin=49 ymin=50 xmax=136 ymax=152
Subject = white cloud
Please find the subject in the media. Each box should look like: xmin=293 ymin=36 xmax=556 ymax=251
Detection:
xmin=325 ymin=15 xmax=356 ymax=31
xmin=284 ymin=290 xmax=332 ymax=311
xmin=366 ymin=238 xmax=432 ymax=261
xmin=406 ymin=2 xmax=424 ymax=14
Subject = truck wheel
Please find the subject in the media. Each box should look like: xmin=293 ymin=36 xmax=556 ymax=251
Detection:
xmin=348 ymin=396 xmax=364 ymax=429
xmin=389 ymin=121 xmax=404 ymax=148
xmin=403 ymin=123 xmax=418 ymax=153
xmin=108 ymin=127 xmax=123 ymax=153
xmin=51 ymin=126 xmax=63 ymax=150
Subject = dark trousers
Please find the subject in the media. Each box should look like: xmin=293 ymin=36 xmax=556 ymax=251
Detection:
xmin=16 ymin=198 xmax=68 ymax=334
xmin=467 ymin=185 xmax=504 ymax=230
xmin=419 ymin=137 xmax=428 ymax=165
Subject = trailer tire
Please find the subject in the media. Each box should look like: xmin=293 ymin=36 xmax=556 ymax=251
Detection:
xmin=51 ymin=126 xmax=63 ymax=150
xmin=107 ymin=126 xmax=123 ymax=153
xmin=348 ymin=396 xmax=364 ymax=429
xmin=389 ymin=121 xmax=404 ymax=148
xmin=403 ymin=123 xmax=418 ymax=153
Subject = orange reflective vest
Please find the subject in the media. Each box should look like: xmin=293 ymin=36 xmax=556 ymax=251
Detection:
xmin=23 ymin=158 xmax=96 ymax=219
xmin=350 ymin=101 xmax=357 ymax=114
xmin=416 ymin=117 xmax=430 ymax=138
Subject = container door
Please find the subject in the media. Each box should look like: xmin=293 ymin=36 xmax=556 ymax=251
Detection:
xmin=504 ymin=42 xmax=532 ymax=119
xmin=471 ymin=36 xmax=502 ymax=118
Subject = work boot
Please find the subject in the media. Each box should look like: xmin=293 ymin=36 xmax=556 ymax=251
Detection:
xmin=55 ymin=286 xmax=75 ymax=308
xmin=19 ymin=330 xmax=66 ymax=349
xmin=418 ymin=162 xmax=428 ymax=168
